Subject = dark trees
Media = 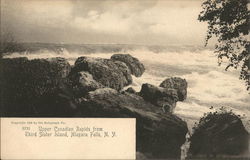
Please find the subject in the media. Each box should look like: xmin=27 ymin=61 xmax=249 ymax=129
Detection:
xmin=198 ymin=0 xmax=250 ymax=89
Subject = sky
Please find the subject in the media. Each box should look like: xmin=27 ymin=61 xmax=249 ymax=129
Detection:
xmin=1 ymin=0 xmax=210 ymax=45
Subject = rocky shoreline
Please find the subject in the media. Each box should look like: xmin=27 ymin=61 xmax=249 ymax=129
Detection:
xmin=0 ymin=54 xmax=249 ymax=159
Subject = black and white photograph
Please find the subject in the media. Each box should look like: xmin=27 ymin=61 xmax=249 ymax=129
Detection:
xmin=0 ymin=0 xmax=250 ymax=159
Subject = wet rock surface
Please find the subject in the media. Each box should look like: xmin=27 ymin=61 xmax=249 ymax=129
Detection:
xmin=71 ymin=56 xmax=132 ymax=90
xmin=111 ymin=54 xmax=145 ymax=77
xmin=139 ymin=83 xmax=178 ymax=112
xmin=68 ymin=71 xmax=104 ymax=98
xmin=160 ymin=77 xmax=188 ymax=101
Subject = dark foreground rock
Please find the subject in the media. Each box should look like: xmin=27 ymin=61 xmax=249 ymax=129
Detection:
xmin=1 ymin=57 xmax=75 ymax=116
xmin=160 ymin=77 xmax=188 ymax=101
xmin=46 ymin=57 xmax=71 ymax=78
xmin=188 ymin=111 xmax=250 ymax=158
xmin=71 ymin=56 xmax=132 ymax=90
xmin=78 ymin=88 xmax=188 ymax=158
xmin=139 ymin=83 xmax=178 ymax=112
xmin=125 ymin=87 xmax=137 ymax=94
xmin=111 ymin=54 xmax=145 ymax=77
xmin=68 ymin=71 xmax=103 ymax=98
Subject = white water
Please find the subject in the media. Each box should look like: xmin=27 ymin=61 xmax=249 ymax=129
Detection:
xmin=4 ymin=46 xmax=250 ymax=131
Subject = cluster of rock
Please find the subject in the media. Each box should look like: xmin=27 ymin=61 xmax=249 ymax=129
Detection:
xmin=70 ymin=56 xmax=132 ymax=91
xmin=1 ymin=53 xmax=249 ymax=159
xmin=1 ymin=54 xmax=188 ymax=158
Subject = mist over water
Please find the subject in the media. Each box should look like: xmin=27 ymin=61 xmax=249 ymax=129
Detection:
xmin=4 ymin=44 xmax=250 ymax=130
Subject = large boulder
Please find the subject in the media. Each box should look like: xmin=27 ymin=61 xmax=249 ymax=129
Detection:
xmin=160 ymin=77 xmax=188 ymax=101
xmin=139 ymin=83 xmax=178 ymax=112
xmin=189 ymin=111 xmax=250 ymax=158
xmin=68 ymin=71 xmax=103 ymax=98
xmin=77 ymin=88 xmax=188 ymax=158
xmin=111 ymin=54 xmax=145 ymax=77
xmin=46 ymin=57 xmax=71 ymax=78
xmin=0 ymin=57 xmax=74 ymax=116
xmin=71 ymin=56 xmax=132 ymax=90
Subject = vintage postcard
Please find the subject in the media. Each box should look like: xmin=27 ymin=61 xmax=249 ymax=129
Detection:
xmin=0 ymin=0 xmax=249 ymax=159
